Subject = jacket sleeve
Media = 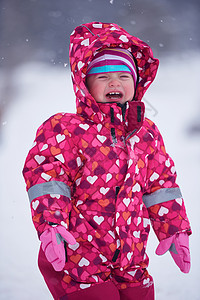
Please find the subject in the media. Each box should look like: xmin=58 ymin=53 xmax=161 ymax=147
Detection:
xmin=22 ymin=114 xmax=84 ymax=236
xmin=142 ymin=124 xmax=191 ymax=241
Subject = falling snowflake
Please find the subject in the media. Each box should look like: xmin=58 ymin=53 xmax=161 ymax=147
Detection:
xmin=130 ymin=20 xmax=136 ymax=25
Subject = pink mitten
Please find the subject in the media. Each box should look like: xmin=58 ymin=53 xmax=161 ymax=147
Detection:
xmin=156 ymin=232 xmax=190 ymax=273
xmin=40 ymin=225 xmax=76 ymax=271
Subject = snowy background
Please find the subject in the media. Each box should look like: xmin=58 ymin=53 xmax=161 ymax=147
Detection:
xmin=0 ymin=1 xmax=200 ymax=299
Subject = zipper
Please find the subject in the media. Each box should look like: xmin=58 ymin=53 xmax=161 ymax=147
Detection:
xmin=110 ymin=106 xmax=117 ymax=144
xmin=111 ymin=186 xmax=121 ymax=263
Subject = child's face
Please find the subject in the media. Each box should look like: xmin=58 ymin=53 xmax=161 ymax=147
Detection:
xmin=86 ymin=72 xmax=135 ymax=104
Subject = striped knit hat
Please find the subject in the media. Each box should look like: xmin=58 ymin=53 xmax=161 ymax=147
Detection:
xmin=86 ymin=47 xmax=138 ymax=87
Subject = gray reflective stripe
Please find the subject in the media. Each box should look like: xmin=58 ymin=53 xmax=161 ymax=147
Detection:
xmin=143 ymin=187 xmax=182 ymax=208
xmin=28 ymin=181 xmax=71 ymax=203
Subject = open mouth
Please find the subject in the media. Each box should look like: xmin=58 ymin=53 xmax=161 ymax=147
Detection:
xmin=106 ymin=92 xmax=123 ymax=100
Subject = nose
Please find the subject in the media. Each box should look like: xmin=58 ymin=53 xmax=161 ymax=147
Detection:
xmin=108 ymin=78 xmax=121 ymax=87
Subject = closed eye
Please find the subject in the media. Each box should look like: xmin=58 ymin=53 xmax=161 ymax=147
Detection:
xmin=120 ymin=74 xmax=131 ymax=79
xmin=97 ymin=75 xmax=108 ymax=79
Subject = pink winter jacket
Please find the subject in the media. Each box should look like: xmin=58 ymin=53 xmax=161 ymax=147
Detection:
xmin=23 ymin=22 xmax=191 ymax=296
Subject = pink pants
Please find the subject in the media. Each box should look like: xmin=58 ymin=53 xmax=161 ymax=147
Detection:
xmin=60 ymin=281 xmax=154 ymax=300
xmin=38 ymin=248 xmax=154 ymax=300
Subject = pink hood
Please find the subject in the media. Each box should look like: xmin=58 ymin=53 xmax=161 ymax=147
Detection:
xmin=69 ymin=22 xmax=159 ymax=119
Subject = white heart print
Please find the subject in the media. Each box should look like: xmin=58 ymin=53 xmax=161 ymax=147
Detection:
xmin=32 ymin=200 xmax=39 ymax=210
xmin=79 ymin=124 xmax=89 ymax=130
xmin=119 ymin=35 xmax=129 ymax=42
xmin=34 ymin=155 xmax=45 ymax=164
xmin=68 ymin=242 xmax=80 ymax=251
xmin=40 ymin=144 xmax=48 ymax=151
xmin=97 ymin=124 xmax=102 ymax=132
xmin=97 ymin=135 xmax=107 ymax=143
xmin=87 ymin=176 xmax=98 ymax=184
xmin=77 ymin=61 xmax=85 ymax=69
xmin=56 ymin=134 xmax=65 ymax=143
xmin=81 ymin=38 xmax=89 ymax=46
xmin=41 ymin=173 xmax=51 ymax=181
xmin=94 ymin=216 xmax=104 ymax=225
xmin=132 ymin=183 xmax=141 ymax=192
xmin=78 ymin=257 xmax=90 ymax=267
xmin=123 ymin=198 xmax=130 ymax=207
xmin=150 ymin=172 xmax=159 ymax=182
xmin=100 ymin=187 xmax=109 ymax=195
xmin=133 ymin=231 xmax=140 ymax=238
xmin=158 ymin=206 xmax=169 ymax=216
xmin=106 ymin=173 xmax=112 ymax=183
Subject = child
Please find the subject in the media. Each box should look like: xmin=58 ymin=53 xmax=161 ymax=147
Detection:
xmin=23 ymin=22 xmax=191 ymax=300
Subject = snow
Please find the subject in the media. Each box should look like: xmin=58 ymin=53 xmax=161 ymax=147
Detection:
xmin=0 ymin=53 xmax=200 ymax=299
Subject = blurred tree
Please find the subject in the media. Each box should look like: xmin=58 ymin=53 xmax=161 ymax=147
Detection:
xmin=0 ymin=0 xmax=199 ymax=133
xmin=1 ymin=0 xmax=200 ymax=68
